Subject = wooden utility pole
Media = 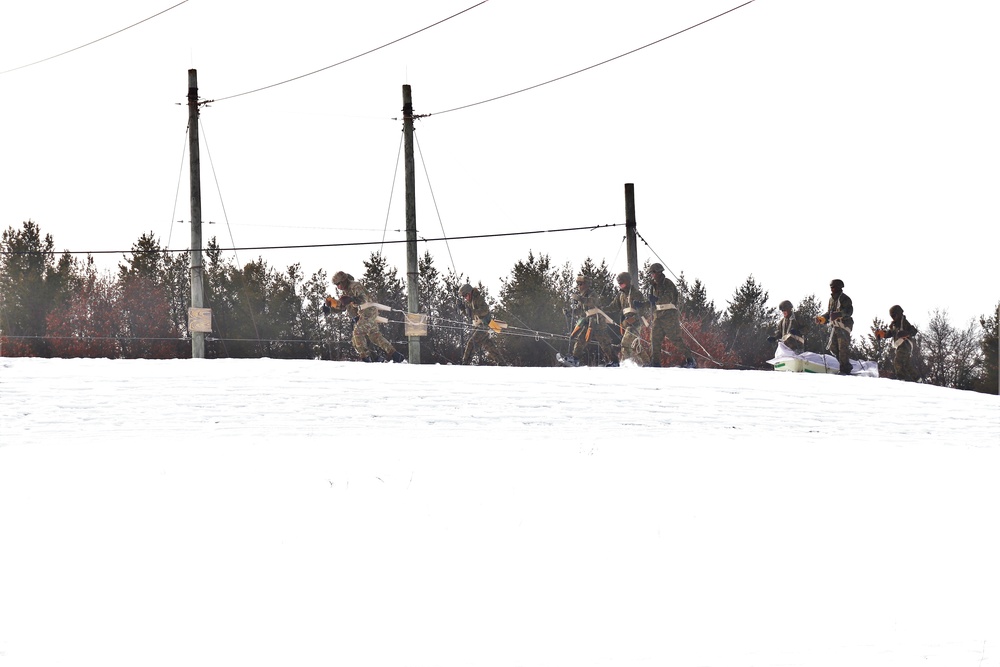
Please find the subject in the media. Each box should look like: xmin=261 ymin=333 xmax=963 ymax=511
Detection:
xmin=402 ymin=84 xmax=420 ymax=364
xmin=624 ymin=183 xmax=639 ymax=283
xmin=188 ymin=69 xmax=206 ymax=359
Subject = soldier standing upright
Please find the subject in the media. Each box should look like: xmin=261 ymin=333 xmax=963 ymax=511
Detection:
xmin=459 ymin=283 xmax=505 ymax=366
xmin=613 ymin=271 xmax=650 ymax=366
xmin=324 ymin=270 xmax=405 ymax=363
xmin=816 ymin=278 xmax=854 ymax=375
xmin=878 ymin=304 xmax=919 ymax=381
xmin=646 ymin=263 xmax=696 ymax=368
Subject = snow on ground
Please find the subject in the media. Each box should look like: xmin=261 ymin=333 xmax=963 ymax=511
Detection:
xmin=1 ymin=357 xmax=998 ymax=667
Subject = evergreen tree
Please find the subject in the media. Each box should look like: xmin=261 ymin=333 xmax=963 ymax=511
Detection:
xmin=855 ymin=317 xmax=894 ymax=373
xmin=117 ymin=233 xmax=185 ymax=358
xmin=677 ymin=272 xmax=719 ymax=328
xmin=976 ymin=302 xmax=999 ymax=394
xmin=361 ymin=252 xmax=406 ymax=357
xmin=722 ymin=275 xmax=775 ymax=369
xmin=795 ymin=294 xmax=826 ymax=354
xmin=497 ymin=251 xmax=564 ymax=366
xmin=417 ymin=251 xmax=466 ymax=364
xmin=0 ymin=221 xmax=81 ymax=356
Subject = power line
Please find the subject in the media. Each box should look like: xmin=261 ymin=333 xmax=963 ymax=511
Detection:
xmin=0 ymin=223 xmax=622 ymax=257
xmin=0 ymin=0 xmax=190 ymax=76
xmin=204 ymin=0 xmax=491 ymax=105
xmin=428 ymin=0 xmax=756 ymax=117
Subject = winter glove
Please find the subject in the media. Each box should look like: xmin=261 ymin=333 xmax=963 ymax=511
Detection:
xmin=352 ymin=316 xmax=359 ymax=323
xmin=876 ymin=329 xmax=887 ymax=339
xmin=340 ymin=295 xmax=355 ymax=305
xmin=321 ymin=304 xmax=332 ymax=315
xmin=488 ymin=320 xmax=503 ymax=333
xmin=648 ymin=294 xmax=658 ymax=306
xmin=790 ymin=328 xmax=802 ymax=336
xmin=632 ymin=299 xmax=645 ymax=309
xmin=815 ymin=315 xmax=827 ymax=325
xmin=767 ymin=336 xmax=777 ymax=343
xmin=830 ymin=311 xmax=842 ymax=320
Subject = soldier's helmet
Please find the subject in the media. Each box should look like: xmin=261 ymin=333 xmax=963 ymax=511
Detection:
xmin=459 ymin=283 xmax=473 ymax=297
xmin=332 ymin=271 xmax=350 ymax=286
xmin=830 ymin=278 xmax=845 ymax=289
xmin=889 ymin=304 xmax=903 ymax=319
xmin=616 ymin=271 xmax=631 ymax=284
xmin=779 ymin=300 xmax=793 ymax=312
xmin=648 ymin=262 xmax=664 ymax=274
xmin=575 ymin=274 xmax=589 ymax=285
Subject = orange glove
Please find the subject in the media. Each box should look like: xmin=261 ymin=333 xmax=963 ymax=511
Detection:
xmin=815 ymin=315 xmax=827 ymax=325
xmin=325 ymin=296 xmax=339 ymax=309
xmin=488 ymin=320 xmax=503 ymax=333
xmin=876 ymin=329 xmax=887 ymax=339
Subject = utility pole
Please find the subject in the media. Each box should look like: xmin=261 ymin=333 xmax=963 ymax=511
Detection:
xmin=188 ymin=69 xmax=206 ymax=359
xmin=624 ymin=183 xmax=639 ymax=283
xmin=402 ymin=84 xmax=420 ymax=364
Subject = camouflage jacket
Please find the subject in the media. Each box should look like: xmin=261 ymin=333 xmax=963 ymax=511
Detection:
xmin=776 ymin=313 xmax=806 ymax=343
xmin=822 ymin=292 xmax=854 ymax=331
xmin=615 ymin=284 xmax=647 ymax=330
xmin=648 ymin=276 xmax=680 ymax=321
xmin=338 ymin=280 xmax=378 ymax=320
xmin=465 ymin=289 xmax=493 ymax=326
xmin=888 ymin=314 xmax=918 ymax=345
xmin=572 ymin=288 xmax=607 ymax=324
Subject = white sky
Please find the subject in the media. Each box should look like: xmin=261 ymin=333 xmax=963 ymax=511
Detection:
xmin=1 ymin=0 xmax=997 ymax=330
xmin=2 ymin=358 xmax=999 ymax=666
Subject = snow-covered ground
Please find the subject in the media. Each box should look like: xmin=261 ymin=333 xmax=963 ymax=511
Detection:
xmin=1 ymin=357 xmax=998 ymax=667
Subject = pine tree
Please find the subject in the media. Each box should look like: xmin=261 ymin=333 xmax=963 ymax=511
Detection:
xmin=976 ymin=302 xmax=999 ymax=394
xmin=361 ymin=252 xmax=406 ymax=357
xmin=0 ymin=221 xmax=78 ymax=356
xmin=497 ymin=251 xmax=564 ymax=366
xmin=722 ymin=275 xmax=775 ymax=369
xmin=794 ymin=294 xmax=825 ymax=354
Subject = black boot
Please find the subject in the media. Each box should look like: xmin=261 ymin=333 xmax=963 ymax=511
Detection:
xmin=360 ymin=354 xmax=375 ymax=363
xmin=390 ymin=351 xmax=406 ymax=363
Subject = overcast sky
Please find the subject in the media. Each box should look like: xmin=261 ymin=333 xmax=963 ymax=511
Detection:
xmin=2 ymin=0 xmax=997 ymax=330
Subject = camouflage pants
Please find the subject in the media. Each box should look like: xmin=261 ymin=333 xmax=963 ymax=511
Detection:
xmin=892 ymin=339 xmax=915 ymax=381
xmin=352 ymin=316 xmax=396 ymax=360
xmin=463 ymin=327 xmax=504 ymax=365
xmin=620 ymin=327 xmax=649 ymax=365
xmin=828 ymin=327 xmax=852 ymax=374
xmin=572 ymin=321 xmax=616 ymax=364
xmin=650 ymin=311 xmax=691 ymax=364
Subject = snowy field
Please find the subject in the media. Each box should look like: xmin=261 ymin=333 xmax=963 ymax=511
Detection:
xmin=1 ymin=357 xmax=998 ymax=667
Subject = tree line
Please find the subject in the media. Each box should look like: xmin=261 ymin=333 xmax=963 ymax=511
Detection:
xmin=2 ymin=220 xmax=997 ymax=394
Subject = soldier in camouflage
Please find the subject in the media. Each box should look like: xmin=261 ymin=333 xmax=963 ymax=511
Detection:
xmin=647 ymin=263 xmax=696 ymax=368
xmin=878 ymin=304 xmax=919 ymax=381
xmin=613 ymin=271 xmax=650 ymax=366
xmin=566 ymin=274 xmax=617 ymax=366
xmin=325 ymin=270 xmax=405 ymax=363
xmin=816 ymin=278 xmax=853 ymax=375
xmin=459 ymin=283 xmax=505 ymax=365
xmin=768 ymin=300 xmax=806 ymax=352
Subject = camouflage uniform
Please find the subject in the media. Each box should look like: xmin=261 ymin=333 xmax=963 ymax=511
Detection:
xmin=615 ymin=283 xmax=650 ymax=365
xmin=461 ymin=287 xmax=505 ymax=365
xmin=648 ymin=273 xmax=693 ymax=367
xmin=570 ymin=286 xmax=616 ymax=365
xmin=338 ymin=278 xmax=399 ymax=361
xmin=774 ymin=312 xmax=806 ymax=351
xmin=886 ymin=309 xmax=918 ymax=381
xmin=820 ymin=289 xmax=854 ymax=375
